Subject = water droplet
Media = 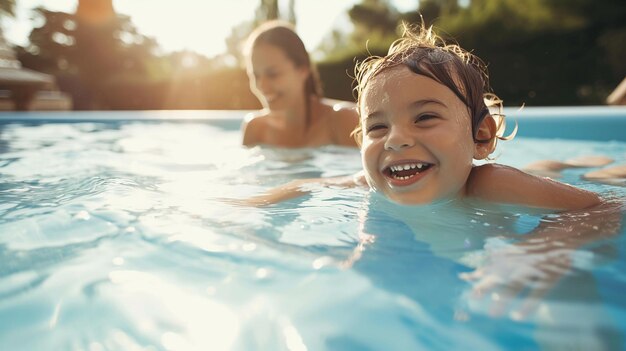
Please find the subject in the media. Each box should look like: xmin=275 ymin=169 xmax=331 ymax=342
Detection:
xmin=242 ymin=242 xmax=257 ymax=252
xmin=74 ymin=210 xmax=90 ymax=220
xmin=256 ymin=268 xmax=270 ymax=279
xmin=312 ymin=256 xmax=334 ymax=270
xmin=464 ymin=238 xmax=471 ymax=248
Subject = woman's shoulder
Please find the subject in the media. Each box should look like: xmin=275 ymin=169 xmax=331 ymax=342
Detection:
xmin=319 ymin=98 xmax=359 ymax=146
xmin=242 ymin=110 xmax=272 ymax=146
xmin=321 ymin=98 xmax=357 ymax=113
xmin=319 ymin=98 xmax=358 ymax=123
xmin=243 ymin=109 xmax=271 ymax=124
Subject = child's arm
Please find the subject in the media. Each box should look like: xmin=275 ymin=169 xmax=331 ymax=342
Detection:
xmin=234 ymin=172 xmax=365 ymax=206
xmin=467 ymin=164 xmax=602 ymax=211
xmin=460 ymin=199 xmax=622 ymax=319
xmin=463 ymin=163 xmax=620 ymax=317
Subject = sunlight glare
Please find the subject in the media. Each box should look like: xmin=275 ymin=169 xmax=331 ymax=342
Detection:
xmin=115 ymin=0 xmax=258 ymax=58
xmin=282 ymin=323 xmax=308 ymax=351
xmin=181 ymin=53 xmax=198 ymax=68
xmin=108 ymin=270 xmax=240 ymax=350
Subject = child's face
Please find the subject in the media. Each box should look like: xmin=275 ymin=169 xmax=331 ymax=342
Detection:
xmin=359 ymin=65 xmax=478 ymax=204
xmin=247 ymin=43 xmax=309 ymax=110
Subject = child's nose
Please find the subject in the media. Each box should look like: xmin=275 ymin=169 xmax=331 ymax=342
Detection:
xmin=384 ymin=126 xmax=414 ymax=151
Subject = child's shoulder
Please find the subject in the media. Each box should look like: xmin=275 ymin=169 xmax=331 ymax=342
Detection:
xmin=466 ymin=163 xmax=513 ymax=197
xmin=467 ymin=163 xmax=601 ymax=210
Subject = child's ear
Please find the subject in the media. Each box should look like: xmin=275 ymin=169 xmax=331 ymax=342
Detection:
xmin=473 ymin=114 xmax=497 ymax=160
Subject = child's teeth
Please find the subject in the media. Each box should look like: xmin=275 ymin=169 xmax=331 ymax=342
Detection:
xmin=391 ymin=163 xmax=426 ymax=172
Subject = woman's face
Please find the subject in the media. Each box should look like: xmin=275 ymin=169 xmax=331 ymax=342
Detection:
xmin=359 ymin=65 xmax=479 ymax=205
xmin=247 ymin=43 xmax=309 ymax=110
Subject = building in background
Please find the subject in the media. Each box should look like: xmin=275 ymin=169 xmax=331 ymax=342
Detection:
xmin=0 ymin=28 xmax=71 ymax=111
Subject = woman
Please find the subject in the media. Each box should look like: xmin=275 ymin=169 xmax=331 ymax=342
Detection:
xmin=242 ymin=20 xmax=359 ymax=148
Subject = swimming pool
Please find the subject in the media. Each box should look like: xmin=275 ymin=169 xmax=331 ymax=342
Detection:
xmin=0 ymin=107 xmax=625 ymax=350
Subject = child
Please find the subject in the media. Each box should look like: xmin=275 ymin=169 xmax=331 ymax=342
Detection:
xmin=242 ymin=22 xmax=603 ymax=211
xmin=233 ymin=22 xmax=623 ymax=325
xmin=242 ymin=20 xmax=359 ymax=148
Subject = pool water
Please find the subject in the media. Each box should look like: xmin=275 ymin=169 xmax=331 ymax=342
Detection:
xmin=0 ymin=110 xmax=625 ymax=350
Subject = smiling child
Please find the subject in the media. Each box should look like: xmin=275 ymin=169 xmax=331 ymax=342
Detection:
xmin=241 ymin=22 xmax=602 ymax=211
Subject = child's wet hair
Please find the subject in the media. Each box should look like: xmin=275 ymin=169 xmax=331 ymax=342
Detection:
xmin=352 ymin=22 xmax=510 ymax=150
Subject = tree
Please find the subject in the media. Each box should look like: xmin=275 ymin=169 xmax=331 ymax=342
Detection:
xmin=435 ymin=0 xmax=626 ymax=105
xmin=348 ymin=0 xmax=398 ymax=46
xmin=287 ymin=0 xmax=296 ymax=24
xmin=17 ymin=7 xmax=160 ymax=109
xmin=223 ymin=0 xmax=299 ymax=67
xmin=402 ymin=0 xmax=457 ymax=26
xmin=256 ymin=0 xmax=279 ymax=21
xmin=16 ymin=8 xmax=78 ymax=74
xmin=0 ymin=0 xmax=15 ymax=17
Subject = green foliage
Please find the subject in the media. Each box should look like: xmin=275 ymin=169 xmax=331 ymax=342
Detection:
xmin=434 ymin=0 xmax=626 ymax=105
xmin=256 ymin=0 xmax=279 ymax=22
xmin=16 ymin=8 xmax=77 ymax=74
xmin=14 ymin=0 xmax=626 ymax=108
xmin=316 ymin=0 xmax=626 ymax=106
xmin=312 ymin=0 xmax=402 ymax=101
xmin=346 ymin=0 xmax=399 ymax=50
xmin=598 ymin=28 xmax=626 ymax=78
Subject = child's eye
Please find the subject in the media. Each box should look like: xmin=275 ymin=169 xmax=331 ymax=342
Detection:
xmin=415 ymin=114 xmax=438 ymax=123
xmin=365 ymin=124 xmax=387 ymax=134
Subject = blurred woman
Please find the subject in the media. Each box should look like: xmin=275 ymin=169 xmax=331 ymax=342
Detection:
xmin=242 ymin=20 xmax=359 ymax=148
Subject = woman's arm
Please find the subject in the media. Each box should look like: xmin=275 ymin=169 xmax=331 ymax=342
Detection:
xmin=467 ymin=163 xmax=602 ymax=211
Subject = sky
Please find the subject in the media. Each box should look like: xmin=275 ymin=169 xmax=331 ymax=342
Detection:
xmin=3 ymin=0 xmax=418 ymax=58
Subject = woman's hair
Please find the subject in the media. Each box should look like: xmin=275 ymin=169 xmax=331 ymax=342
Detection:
xmin=245 ymin=20 xmax=323 ymax=129
xmin=352 ymin=21 xmax=511 ymax=149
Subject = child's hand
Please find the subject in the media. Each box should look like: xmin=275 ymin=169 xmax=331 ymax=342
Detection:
xmin=225 ymin=173 xmax=364 ymax=207
xmin=460 ymin=242 xmax=573 ymax=320
xmin=223 ymin=178 xmax=316 ymax=207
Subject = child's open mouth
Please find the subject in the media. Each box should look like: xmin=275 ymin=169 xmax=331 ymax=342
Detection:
xmin=383 ymin=162 xmax=433 ymax=183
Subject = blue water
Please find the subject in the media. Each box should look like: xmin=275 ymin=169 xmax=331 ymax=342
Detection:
xmin=0 ymin=109 xmax=625 ymax=350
